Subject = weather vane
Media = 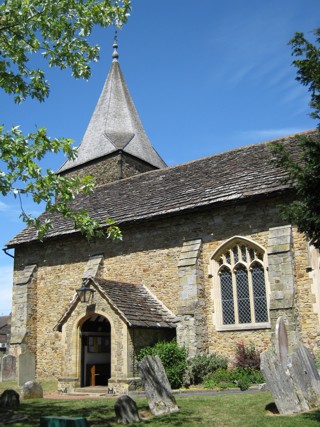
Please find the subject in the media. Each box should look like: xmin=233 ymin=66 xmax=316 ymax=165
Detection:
xmin=112 ymin=29 xmax=119 ymax=62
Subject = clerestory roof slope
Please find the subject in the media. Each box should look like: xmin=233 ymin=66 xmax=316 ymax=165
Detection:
xmin=7 ymin=130 xmax=318 ymax=248
xmin=58 ymin=40 xmax=166 ymax=173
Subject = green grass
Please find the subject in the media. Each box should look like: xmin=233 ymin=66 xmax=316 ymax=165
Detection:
xmin=0 ymin=379 xmax=58 ymax=395
xmin=1 ymin=390 xmax=320 ymax=426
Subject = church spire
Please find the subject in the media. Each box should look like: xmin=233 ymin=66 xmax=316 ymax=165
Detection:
xmin=58 ymin=35 xmax=166 ymax=176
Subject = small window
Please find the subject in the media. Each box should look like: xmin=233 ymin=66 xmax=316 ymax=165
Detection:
xmin=213 ymin=238 xmax=270 ymax=331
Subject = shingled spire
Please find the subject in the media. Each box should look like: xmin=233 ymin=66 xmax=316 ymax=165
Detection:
xmin=58 ymin=34 xmax=166 ymax=182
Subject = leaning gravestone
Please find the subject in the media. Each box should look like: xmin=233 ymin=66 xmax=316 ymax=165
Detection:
xmin=261 ymin=316 xmax=320 ymax=415
xmin=20 ymin=381 xmax=43 ymax=400
xmin=18 ymin=352 xmax=35 ymax=386
xmin=114 ymin=395 xmax=141 ymax=424
xmin=1 ymin=355 xmax=16 ymax=382
xmin=138 ymin=355 xmax=179 ymax=416
xmin=275 ymin=317 xmax=288 ymax=368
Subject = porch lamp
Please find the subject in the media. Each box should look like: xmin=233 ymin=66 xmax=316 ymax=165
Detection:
xmin=76 ymin=280 xmax=95 ymax=303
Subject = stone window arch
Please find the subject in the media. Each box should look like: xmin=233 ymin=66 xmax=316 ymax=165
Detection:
xmin=210 ymin=237 xmax=271 ymax=331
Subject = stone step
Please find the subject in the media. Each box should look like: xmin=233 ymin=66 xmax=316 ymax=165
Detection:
xmin=73 ymin=386 xmax=115 ymax=395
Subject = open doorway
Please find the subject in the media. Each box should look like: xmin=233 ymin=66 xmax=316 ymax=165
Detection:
xmin=80 ymin=315 xmax=111 ymax=387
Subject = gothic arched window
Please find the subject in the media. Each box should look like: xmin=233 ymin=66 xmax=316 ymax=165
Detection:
xmin=211 ymin=238 xmax=270 ymax=331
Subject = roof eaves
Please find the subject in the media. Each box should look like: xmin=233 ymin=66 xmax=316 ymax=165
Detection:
xmin=5 ymin=186 xmax=291 ymax=249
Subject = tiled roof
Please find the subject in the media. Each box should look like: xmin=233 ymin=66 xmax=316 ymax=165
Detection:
xmin=7 ymin=130 xmax=318 ymax=247
xmin=92 ymin=277 xmax=177 ymax=328
xmin=54 ymin=277 xmax=177 ymax=331
xmin=0 ymin=316 xmax=9 ymax=330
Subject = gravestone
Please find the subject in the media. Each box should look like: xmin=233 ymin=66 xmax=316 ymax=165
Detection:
xmin=114 ymin=395 xmax=141 ymax=424
xmin=0 ymin=389 xmax=20 ymax=408
xmin=261 ymin=316 xmax=320 ymax=415
xmin=20 ymin=381 xmax=43 ymax=400
xmin=275 ymin=317 xmax=288 ymax=369
xmin=1 ymin=355 xmax=16 ymax=381
xmin=138 ymin=355 xmax=179 ymax=416
xmin=18 ymin=352 xmax=35 ymax=386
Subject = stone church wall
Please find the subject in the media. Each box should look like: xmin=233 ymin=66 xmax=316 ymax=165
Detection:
xmin=11 ymin=194 xmax=320 ymax=379
xmin=60 ymin=152 xmax=157 ymax=187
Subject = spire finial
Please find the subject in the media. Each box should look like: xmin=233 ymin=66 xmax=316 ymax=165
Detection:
xmin=112 ymin=30 xmax=119 ymax=62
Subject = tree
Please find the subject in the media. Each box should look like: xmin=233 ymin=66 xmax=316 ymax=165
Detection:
xmin=0 ymin=0 xmax=131 ymax=240
xmin=271 ymin=28 xmax=320 ymax=249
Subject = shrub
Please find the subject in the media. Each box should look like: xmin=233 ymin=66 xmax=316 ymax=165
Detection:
xmin=203 ymin=367 xmax=264 ymax=390
xmin=187 ymin=353 xmax=228 ymax=385
xmin=137 ymin=340 xmax=187 ymax=389
xmin=203 ymin=367 xmax=234 ymax=389
xmin=235 ymin=342 xmax=261 ymax=369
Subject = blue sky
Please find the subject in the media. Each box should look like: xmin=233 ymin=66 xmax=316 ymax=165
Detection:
xmin=0 ymin=0 xmax=319 ymax=315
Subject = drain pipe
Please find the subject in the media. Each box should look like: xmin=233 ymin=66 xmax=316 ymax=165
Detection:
xmin=2 ymin=247 xmax=14 ymax=259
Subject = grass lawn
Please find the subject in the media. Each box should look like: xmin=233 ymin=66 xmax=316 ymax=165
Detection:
xmin=1 ymin=387 xmax=320 ymax=426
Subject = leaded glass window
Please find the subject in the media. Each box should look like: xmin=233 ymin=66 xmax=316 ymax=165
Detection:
xmin=220 ymin=267 xmax=234 ymax=324
xmin=216 ymin=239 xmax=269 ymax=328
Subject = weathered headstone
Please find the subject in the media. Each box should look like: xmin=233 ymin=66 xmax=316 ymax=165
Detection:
xmin=261 ymin=316 xmax=320 ymax=415
xmin=0 ymin=389 xmax=20 ymax=408
xmin=18 ymin=352 xmax=35 ymax=386
xmin=1 ymin=355 xmax=16 ymax=382
xmin=261 ymin=348 xmax=302 ymax=414
xmin=275 ymin=317 xmax=288 ymax=368
xmin=138 ymin=355 xmax=179 ymax=416
xmin=288 ymin=344 xmax=320 ymax=409
xmin=20 ymin=381 xmax=43 ymax=400
xmin=114 ymin=395 xmax=141 ymax=424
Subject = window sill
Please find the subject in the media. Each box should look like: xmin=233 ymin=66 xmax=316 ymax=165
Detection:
xmin=216 ymin=322 xmax=271 ymax=332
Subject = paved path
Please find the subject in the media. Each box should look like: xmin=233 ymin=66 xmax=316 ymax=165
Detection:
xmin=44 ymin=387 xmax=261 ymax=400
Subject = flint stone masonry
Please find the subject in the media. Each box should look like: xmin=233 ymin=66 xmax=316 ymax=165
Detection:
xmin=1 ymin=355 xmax=16 ymax=382
xmin=138 ymin=355 xmax=179 ymax=416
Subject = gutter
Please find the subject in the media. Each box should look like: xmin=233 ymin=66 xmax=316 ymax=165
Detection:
xmin=2 ymin=247 xmax=14 ymax=259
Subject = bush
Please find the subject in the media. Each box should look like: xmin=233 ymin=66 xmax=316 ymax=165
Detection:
xmin=137 ymin=340 xmax=187 ymax=389
xmin=203 ymin=367 xmax=264 ymax=391
xmin=235 ymin=342 xmax=261 ymax=369
xmin=187 ymin=353 xmax=228 ymax=385
xmin=233 ymin=343 xmax=264 ymax=390
xmin=203 ymin=367 xmax=234 ymax=389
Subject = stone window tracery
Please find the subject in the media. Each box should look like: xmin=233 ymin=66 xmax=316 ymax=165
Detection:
xmin=211 ymin=238 xmax=270 ymax=331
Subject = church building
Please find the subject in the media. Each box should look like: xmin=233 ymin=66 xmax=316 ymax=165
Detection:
xmin=5 ymin=38 xmax=320 ymax=393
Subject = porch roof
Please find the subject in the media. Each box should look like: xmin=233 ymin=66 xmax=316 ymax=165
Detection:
xmin=54 ymin=277 xmax=178 ymax=331
xmin=92 ymin=277 xmax=178 ymax=328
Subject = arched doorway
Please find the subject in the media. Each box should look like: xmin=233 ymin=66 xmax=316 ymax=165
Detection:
xmin=80 ymin=315 xmax=111 ymax=387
